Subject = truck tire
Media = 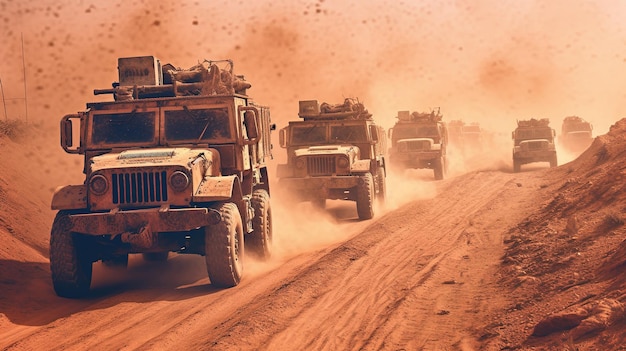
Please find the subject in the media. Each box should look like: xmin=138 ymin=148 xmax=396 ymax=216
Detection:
xmin=142 ymin=252 xmax=169 ymax=262
xmin=549 ymin=154 xmax=558 ymax=168
xmin=311 ymin=198 xmax=326 ymax=209
xmin=248 ymin=189 xmax=273 ymax=260
xmin=356 ymin=172 xmax=374 ymax=220
xmin=102 ymin=254 xmax=129 ymax=268
xmin=513 ymin=159 xmax=521 ymax=173
xmin=375 ymin=167 xmax=386 ymax=205
xmin=50 ymin=210 xmax=93 ymax=298
xmin=434 ymin=157 xmax=444 ymax=180
xmin=205 ymin=203 xmax=244 ymax=288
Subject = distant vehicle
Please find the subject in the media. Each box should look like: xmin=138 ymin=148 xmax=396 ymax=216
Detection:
xmin=50 ymin=56 xmax=274 ymax=298
xmin=447 ymin=120 xmax=464 ymax=147
xmin=388 ymin=110 xmax=448 ymax=180
xmin=461 ymin=123 xmax=483 ymax=152
xmin=512 ymin=118 xmax=557 ymax=172
xmin=560 ymin=116 xmax=593 ymax=154
xmin=276 ymin=98 xmax=387 ymax=220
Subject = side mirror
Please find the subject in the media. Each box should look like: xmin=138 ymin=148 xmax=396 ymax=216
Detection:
xmin=387 ymin=128 xmax=393 ymax=139
xmin=369 ymin=125 xmax=379 ymax=143
xmin=243 ymin=110 xmax=259 ymax=140
xmin=60 ymin=114 xmax=81 ymax=154
xmin=62 ymin=118 xmax=73 ymax=147
xmin=511 ymin=131 xmax=515 ymax=140
xmin=279 ymin=128 xmax=287 ymax=148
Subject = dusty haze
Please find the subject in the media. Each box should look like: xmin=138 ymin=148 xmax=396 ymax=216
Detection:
xmin=1 ymin=0 xmax=625 ymax=269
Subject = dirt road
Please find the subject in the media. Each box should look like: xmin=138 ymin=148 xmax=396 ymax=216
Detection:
xmin=0 ymin=168 xmax=549 ymax=351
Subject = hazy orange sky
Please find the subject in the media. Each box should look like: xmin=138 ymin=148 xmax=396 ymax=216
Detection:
xmin=1 ymin=0 xmax=625 ymax=134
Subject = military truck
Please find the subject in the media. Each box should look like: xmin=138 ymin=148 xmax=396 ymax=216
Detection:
xmin=447 ymin=119 xmax=465 ymax=147
xmin=512 ymin=118 xmax=557 ymax=172
xmin=388 ymin=110 xmax=448 ymax=180
xmin=276 ymin=98 xmax=386 ymax=220
xmin=50 ymin=56 xmax=274 ymax=298
xmin=560 ymin=116 xmax=593 ymax=153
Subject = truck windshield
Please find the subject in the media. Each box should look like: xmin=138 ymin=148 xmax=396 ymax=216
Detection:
xmin=164 ymin=107 xmax=232 ymax=142
xmin=516 ymin=129 xmax=553 ymax=140
xmin=330 ymin=125 xmax=367 ymax=143
xmin=291 ymin=125 xmax=326 ymax=145
xmin=91 ymin=111 xmax=156 ymax=145
xmin=393 ymin=125 xmax=439 ymax=140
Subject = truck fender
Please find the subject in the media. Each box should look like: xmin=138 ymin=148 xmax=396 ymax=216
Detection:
xmin=193 ymin=175 xmax=242 ymax=202
xmin=351 ymin=159 xmax=371 ymax=173
xmin=51 ymin=185 xmax=87 ymax=210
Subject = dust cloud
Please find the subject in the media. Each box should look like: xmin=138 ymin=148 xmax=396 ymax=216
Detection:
xmin=1 ymin=0 xmax=626 ymax=269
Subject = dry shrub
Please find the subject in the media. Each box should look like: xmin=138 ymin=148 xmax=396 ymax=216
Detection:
xmin=0 ymin=120 xmax=31 ymax=140
xmin=604 ymin=212 xmax=625 ymax=229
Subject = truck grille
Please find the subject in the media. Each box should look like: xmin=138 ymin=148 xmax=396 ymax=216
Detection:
xmin=406 ymin=140 xmax=430 ymax=151
xmin=525 ymin=141 xmax=547 ymax=150
xmin=112 ymin=171 xmax=168 ymax=205
xmin=307 ymin=156 xmax=336 ymax=176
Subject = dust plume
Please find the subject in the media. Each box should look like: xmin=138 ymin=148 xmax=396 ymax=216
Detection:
xmin=1 ymin=0 xmax=626 ymax=266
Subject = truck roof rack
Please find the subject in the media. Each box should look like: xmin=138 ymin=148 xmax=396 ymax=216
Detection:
xmin=93 ymin=57 xmax=251 ymax=101
xmin=298 ymin=98 xmax=372 ymax=120
xmin=397 ymin=109 xmax=443 ymax=123
xmin=517 ymin=118 xmax=550 ymax=127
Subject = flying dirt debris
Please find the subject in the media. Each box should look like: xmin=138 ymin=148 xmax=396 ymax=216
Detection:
xmin=388 ymin=109 xmax=448 ymax=180
xmin=49 ymin=56 xmax=275 ymax=298
xmin=276 ymin=98 xmax=387 ymax=220
xmin=511 ymin=118 xmax=557 ymax=172
xmin=559 ymin=115 xmax=594 ymax=154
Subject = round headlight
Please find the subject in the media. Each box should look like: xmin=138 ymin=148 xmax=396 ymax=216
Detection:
xmin=337 ymin=156 xmax=350 ymax=169
xmin=89 ymin=174 xmax=108 ymax=195
xmin=170 ymin=171 xmax=190 ymax=192
xmin=295 ymin=158 xmax=306 ymax=169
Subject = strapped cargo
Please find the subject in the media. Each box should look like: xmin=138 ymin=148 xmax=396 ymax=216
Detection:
xmin=298 ymin=98 xmax=372 ymax=120
xmin=397 ymin=108 xmax=443 ymax=123
xmin=517 ymin=118 xmax=550 ymax=127
xmin=94 ymin=57 xmax=252 ymax=101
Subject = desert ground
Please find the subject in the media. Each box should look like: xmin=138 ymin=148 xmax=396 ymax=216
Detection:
xmin=2 ymin=1 xmax=626 ymax=350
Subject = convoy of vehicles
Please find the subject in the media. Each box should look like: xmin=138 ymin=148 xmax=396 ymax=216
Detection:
xmin=276 ymin=99 xmax=387 ymax=220
xmin=47 ymin=54 xmax=579 ymax=299
xmin=388 ymin=110 xmax=448 ymax=180
xmin=50 ymin=56 xmax=274 ymax=297
xmin=512 ymin=118 xmax=557 ymax=172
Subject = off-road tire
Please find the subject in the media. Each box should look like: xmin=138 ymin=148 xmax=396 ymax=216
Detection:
xmin=356 ymin=172 xmax=374 ymax=220
xmin=248 ymin=189 xmax=273 ymax=260
xmin=142 ymin=252 xmax=169 ymax=262
xmin=549 ymin=154 xmax=558 ymax=168
xmin=50 ymin=210 xmax=93 ymax=298
xmin=375 ymin=167 xmax=386 ymax=205
xmin=434 ymin=157 xmax=444 ymax=180
xmin=513 ymin=159 xmax=521 ymax=173
xmin=102 ymin=254 xmax=129 ymax=268
xmin=205 ymin=203 xmax=244 ymax=288
xmin=311 ymin=198 xmax=326 ymax=209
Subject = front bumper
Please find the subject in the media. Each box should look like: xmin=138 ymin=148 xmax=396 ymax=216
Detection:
xmin=69 ymin=206 xmax=220 ymax=236
xmin=279 ymin=175 xmax=362 ymax=197
xmin=513 ymin=150 xmax=555 ymax=162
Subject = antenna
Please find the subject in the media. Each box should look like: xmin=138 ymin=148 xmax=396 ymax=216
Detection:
xmin=21 ymin=33 xmax=28 ymax=122
xmin=0 ymin=78 xmax=7 ymax=121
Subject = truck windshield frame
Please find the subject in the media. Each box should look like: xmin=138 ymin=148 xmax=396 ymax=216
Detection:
xmin=89 ymin=109 xmax=159 ymax=148
xmin=163 ymin=106 xmax=234 ymax=144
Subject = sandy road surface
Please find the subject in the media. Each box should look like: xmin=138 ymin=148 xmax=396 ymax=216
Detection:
xmin=1 ymin=169 xmax=544 ymax=351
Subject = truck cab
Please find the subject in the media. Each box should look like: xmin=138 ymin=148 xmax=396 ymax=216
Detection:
xmin=277 ymin=99 xmax=386 ymax=220
xmin=50 ymin=56 xmax=274 ymax=298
